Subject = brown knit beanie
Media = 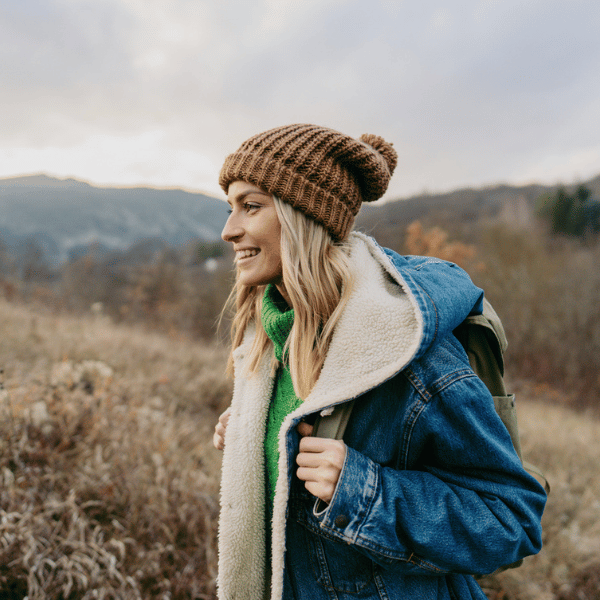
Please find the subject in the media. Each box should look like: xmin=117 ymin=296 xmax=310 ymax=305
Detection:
xmin=219 ymin=124 xmax=398 ymax=241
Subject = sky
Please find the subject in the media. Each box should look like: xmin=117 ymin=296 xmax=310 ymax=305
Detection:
xmin=1 ymin=0 xmax=600 ymax=201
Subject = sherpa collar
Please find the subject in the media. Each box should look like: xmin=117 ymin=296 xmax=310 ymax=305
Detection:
xmin=218 ymin=232 xmax=423 ymax=600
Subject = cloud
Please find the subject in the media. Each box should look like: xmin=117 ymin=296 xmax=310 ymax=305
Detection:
xmin=1 ymin=0 xmax=599 ymax=198
xmin=0 ymin=130 xmax=218 ymax=192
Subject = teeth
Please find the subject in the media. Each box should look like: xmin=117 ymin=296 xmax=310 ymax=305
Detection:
xmin=236 ymin=249 xmax=259 ymax=260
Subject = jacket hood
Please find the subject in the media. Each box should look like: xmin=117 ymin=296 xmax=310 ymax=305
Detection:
xmin=304 ymin=232 xmax=483 ymax=412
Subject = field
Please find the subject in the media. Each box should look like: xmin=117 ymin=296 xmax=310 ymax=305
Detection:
xmin=0 ymin=299 xmax=229 ymax=599
xmin=0 ymin=297 xmax=599 ymax=599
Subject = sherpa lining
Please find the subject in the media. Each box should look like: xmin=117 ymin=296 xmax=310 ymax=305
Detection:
xmin=217 ymin=232 xmax=423 ymax=600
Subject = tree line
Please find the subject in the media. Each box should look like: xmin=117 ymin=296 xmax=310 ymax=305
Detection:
xmin=537 ymin=184 xmax=600 ymax=238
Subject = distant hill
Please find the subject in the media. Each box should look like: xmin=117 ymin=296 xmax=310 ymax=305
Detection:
xmin=357 ymin=173 xmax=600 ymax=245
xmin=0 ymin=174 xmax=228 ymax=265
xmin=1 ymin=172 xmax=598 ymax=267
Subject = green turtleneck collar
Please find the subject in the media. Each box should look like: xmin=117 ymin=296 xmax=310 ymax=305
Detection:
xmin=261 ymin=284 xmax=294 ymax=363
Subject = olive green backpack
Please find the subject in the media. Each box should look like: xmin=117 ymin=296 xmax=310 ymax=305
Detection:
xmin=313 ymin=298 xmax=549 ymax=570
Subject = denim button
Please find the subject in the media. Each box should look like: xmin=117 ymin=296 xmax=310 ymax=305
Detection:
xmin=334 ymin=514 xmax=349 ymax=528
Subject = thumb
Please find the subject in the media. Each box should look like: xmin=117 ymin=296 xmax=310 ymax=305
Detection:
xmin=296 ymin=421 xmax=314 ymax=438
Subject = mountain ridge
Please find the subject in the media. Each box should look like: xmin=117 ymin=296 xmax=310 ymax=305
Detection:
xmin=1 ymin=172 xmax=598 ymax=266
xmin=0 ymin=174 xmax=228 ymax=265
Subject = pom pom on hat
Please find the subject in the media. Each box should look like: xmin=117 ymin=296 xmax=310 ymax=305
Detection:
xmin=359 ymin=134 xmax=398 ymax=175
xmin=219 ymin=124 xmax=398 ymax=240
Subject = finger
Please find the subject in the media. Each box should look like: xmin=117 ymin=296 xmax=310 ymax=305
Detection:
xmin=213 ymin=430 xmax=224 ymax=451
xmin=213 ymin=409 xmax=231 ymax=451
xmin=297 ymin=462 xmax=341 ymax=482
xmin=297 ymin=443 xmax=346 ymax=477
xmin=296 ymin=421 xmax=314 ymax=437
xmin=296 ymin=465 xmax=339 ymax=486
xmin=296 ymin=447 xmax=343 ymax=467
xmin=299 ymin=436 xmax=344 ymax=454
xmin=303 ymin=480 xmax=335 ymax=504
xmin=296 ymin=466 xmax=317 ymax=482
xmin=219 ymin=407 xmax=232 ymax=426
xmin=296 ymin=452 xmax=323 ymax=468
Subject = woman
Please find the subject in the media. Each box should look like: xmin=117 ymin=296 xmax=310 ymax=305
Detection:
xmin=213 ymin=124 xmax=546 ymax=600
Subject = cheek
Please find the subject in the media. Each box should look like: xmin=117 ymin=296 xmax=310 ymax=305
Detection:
xmin=265 ymin=241 xmax=282 ymax=271
xmin=265 ymin=220 xmax=282 ymax=265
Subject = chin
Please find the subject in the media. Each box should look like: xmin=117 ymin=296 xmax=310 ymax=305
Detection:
xmin=240 ymin=277 xmax=282 ymax=289
xmin=238 ymin=273 xmax=270 ymax=287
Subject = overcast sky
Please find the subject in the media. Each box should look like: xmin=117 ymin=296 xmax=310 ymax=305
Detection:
xmin=1 ymin=0 xmax=599 ymax=200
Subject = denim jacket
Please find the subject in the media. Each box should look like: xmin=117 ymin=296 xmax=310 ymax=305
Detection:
xmin=217 ymin=232 xmax=546 ymax=600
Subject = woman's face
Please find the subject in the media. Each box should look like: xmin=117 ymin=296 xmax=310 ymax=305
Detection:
xmin=222 ymin=181 xmax=284 ymax=291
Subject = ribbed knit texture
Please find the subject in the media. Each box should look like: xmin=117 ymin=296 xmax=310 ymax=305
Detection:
xmin=261 ymin=285 xmax=302 ymax=507
xmin=219 ymin=124 xmax=398 ymax=241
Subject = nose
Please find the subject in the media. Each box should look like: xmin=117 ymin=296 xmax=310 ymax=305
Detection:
xmin=221 ymin=212 xmax=243 ymax=243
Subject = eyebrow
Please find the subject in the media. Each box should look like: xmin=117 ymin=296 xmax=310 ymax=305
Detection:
xmin=227 ymin=189 xmax=272 ymax=206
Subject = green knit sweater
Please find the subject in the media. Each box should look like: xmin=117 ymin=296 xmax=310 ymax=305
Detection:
xmin=261 ymin=284 xmax=302 ymax=506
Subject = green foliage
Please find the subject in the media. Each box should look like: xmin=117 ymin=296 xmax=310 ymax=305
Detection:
xmin=537 ymin=185 xmax=600 ymax=237
xmin=575 ymin=184 xmax=591 ymax=202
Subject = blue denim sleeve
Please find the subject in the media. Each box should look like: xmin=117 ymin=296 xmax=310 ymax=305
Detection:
xmin=313 ymin=377 xmax=547 ymax=576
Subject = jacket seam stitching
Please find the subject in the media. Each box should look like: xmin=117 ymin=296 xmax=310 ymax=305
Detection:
xmin=404 ymin=368 xmax=430 ymax=402
xmin=400 ymin=387 xmax=428 ymax=468
xmin=416 ymin=284 xmax=439 ymax=345
xmin=304 ymin=518 xmax=448 ymax=571
xmin=405 ymin=367 xmax=479 ymax=399
xmin=430 ymin=369 xmax=476 ymax=394
xmin=406 ymin=552 xmax=449 ymax=574
xmin=353 ymin=460 xmax=379 ymax=543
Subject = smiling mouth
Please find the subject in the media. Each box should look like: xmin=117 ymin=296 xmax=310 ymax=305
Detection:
xmin=235 ymin=249 xmax=260 ymax=263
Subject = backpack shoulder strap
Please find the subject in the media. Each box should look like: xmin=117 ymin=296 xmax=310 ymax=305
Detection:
xmin=312 ymin=400 xmax=355 ymax=440
xmin=456 ymin=297 xmax=508 ymax=397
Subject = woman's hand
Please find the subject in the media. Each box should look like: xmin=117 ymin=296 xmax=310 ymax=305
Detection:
xmin=296 ymin=421 xmax=347 ymax=504
xmin=213 ymin=407 xmax=232 ymax=451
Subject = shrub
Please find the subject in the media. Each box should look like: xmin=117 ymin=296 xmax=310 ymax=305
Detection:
xmin=403 ymin=221 xmax=600 ymax=411
xmin=0 ymin=303 xmax=231 ymax=598
xmin=472 ymin=226 xmax=600 ymax=409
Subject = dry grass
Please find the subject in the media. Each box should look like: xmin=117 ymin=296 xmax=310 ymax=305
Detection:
xmin=0 ymin=299 xmax=599 ymax=599
xmin=479 ymin=381 xmax=600 ymax=600
xmin=471 ymin=226 xmax=600 ymax=410
xmin=0 ymin=299 xmax=230 ymax=599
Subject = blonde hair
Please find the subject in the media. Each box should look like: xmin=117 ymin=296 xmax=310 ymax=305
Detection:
xmin=225 ymin=196 xmax=354 ymax=399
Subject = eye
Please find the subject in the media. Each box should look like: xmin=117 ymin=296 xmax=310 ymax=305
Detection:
xmin=244 ymin=202 xmax=261 ymax=212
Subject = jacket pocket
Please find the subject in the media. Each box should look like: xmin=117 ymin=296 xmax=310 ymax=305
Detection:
xmin=300 ymin=524 xmax=376 ymax=594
